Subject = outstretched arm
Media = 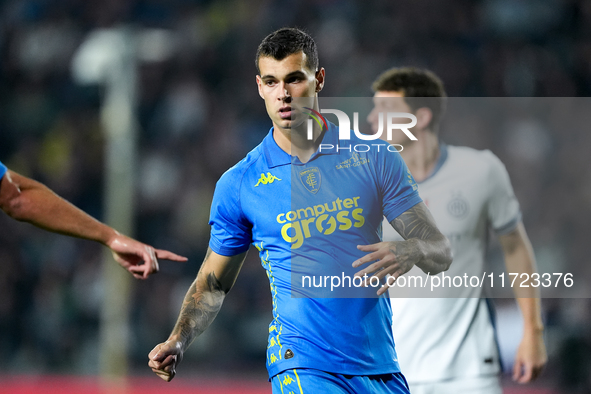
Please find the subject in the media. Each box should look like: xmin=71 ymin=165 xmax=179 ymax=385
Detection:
xmin=353 ymin=202 xmax=452 ymax=295
xmin=499 ymin=222 xmax=547 ymax=383
xmin=148 ymin=248 xmax=247 ymax=381
xmin=0 ymin=169 xmax=187 ymax=278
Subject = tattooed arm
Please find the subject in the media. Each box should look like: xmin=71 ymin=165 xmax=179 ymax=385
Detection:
xmin=353 ymin=202 xmax=452 ymax=295
xmin=0 ymin=169 xmax=187 ymax=279
xmin=148 ymin=247 xmax=247 ymax=381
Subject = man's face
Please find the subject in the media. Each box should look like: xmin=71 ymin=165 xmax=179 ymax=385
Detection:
xmin=367 ymin=91 xmax=415 ymax=146
xmin=256 ymin=51 xmax=324 ymax=130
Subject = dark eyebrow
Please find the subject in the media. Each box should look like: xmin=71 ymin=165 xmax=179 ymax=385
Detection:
xmin=260 ymin=70 xmax=307 ymax=80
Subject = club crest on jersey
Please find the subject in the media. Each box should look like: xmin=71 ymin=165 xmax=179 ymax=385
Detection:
xmin=447 ymin=193 xmax=469 ymax=219
xmin=255 ymin=172 xmax=281 ymax=187
xmin=299 ymin=167 xmax=321 ymax=194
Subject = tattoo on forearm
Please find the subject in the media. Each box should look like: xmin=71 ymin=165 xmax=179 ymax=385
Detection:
xmin=172 ymin=268 xmax=225 ymax=348
xmin=390 ymin=203 xmax=453 ymax=273
xmin=391 ymin=203 xmax=438 ymax=240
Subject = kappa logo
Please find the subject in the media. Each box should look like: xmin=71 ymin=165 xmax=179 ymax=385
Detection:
xmin=282 ymin=374 xmax=295 ymax=386
xmin=255 ymin=172 xmax=281 ymax=187
xmin=299 ymin=167 xmax=321 ymax=194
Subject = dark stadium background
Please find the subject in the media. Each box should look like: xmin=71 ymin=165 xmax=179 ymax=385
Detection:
xmin=0 ymin=0 xmax=590 ymax=392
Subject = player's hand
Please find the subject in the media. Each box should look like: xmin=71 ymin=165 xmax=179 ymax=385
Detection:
xmin=513 ymin=328 xmax=547 ymax=383
xmin=148 ymin=339 xmax=184 ymax=382
xmin=352 ymin=240 xmax=421 ymax=296
xmin=107 ymin=233 xmax=188 ymax=279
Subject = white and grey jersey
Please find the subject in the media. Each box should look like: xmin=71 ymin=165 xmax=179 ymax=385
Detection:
xmin=385 ymin=144 xmax=521 ymax=383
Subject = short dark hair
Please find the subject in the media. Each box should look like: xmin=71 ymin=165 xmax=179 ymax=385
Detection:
xmin=372 ymin=67 xmax=447 ymax=130
xmin=255 ymin=27 xmax=319 ymax=74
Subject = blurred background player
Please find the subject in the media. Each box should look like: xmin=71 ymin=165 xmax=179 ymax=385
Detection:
xmin=368 ymin=67 xmax=547 ymax=394
xmin=148 ymin=28 xmax=452 ymax=393
xmin=0 ymin=160 xmax=187 ymax=279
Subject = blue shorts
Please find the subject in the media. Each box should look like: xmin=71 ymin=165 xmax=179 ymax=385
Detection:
xmin=271 ymin=368 xmax=410 ymax=394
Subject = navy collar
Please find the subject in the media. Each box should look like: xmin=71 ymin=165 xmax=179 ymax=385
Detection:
xmin=262 ymin=123 xmax=340 ymax=168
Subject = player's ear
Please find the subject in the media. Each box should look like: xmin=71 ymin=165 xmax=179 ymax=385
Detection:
xmin=315 ymin=68 xmax=325 ymax=93
xmin=256 ymin=75 xmax=264 ymax=99
xmin=415 ymin=107 xmax=433 ymax=130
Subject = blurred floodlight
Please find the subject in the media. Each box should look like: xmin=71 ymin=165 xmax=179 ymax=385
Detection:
xmin=72 ymin=27 xmax=177 ymax=85
xmin=71 ymin=29 xmax=126 ymax=84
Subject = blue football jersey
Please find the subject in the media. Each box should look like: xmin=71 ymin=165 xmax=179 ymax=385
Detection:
xmin=209 ymin=123 xmax=421 ymax=378
xmin=0 ymin=161 xmax=6 ymax=180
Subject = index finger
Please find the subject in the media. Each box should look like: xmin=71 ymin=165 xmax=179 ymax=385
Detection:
xmin=155 ymin=249 xmax=189 ymax=262
xmin=356 ymin=243 xmax=382 ymax=252
xmin=352 ymin=252 xmax=379 ymax=268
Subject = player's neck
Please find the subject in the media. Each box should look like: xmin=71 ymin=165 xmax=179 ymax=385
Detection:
xmin=273 ymin=121 xmax=322 ymax=164
xmin=400 ymin=130 xmax=440 ymax=182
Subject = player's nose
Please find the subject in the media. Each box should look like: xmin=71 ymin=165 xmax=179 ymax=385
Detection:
xmin=279 ymin=87 xmax=292 ymax=103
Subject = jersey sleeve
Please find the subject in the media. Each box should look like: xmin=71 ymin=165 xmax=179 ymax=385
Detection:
xmin=377 ymin=148 xmax=423 ymax=223
xmin=485 ymin=151 xmax=522 ymax=235
xmin=0 ymin=161 xmax=6 ymax=180
xmin=208 ymin=170 xmax=252 ymax=256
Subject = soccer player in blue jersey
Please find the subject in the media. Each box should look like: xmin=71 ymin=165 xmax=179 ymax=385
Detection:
xmin=148 ymin=28 xmax=452 ymax=392
xmin=0 ymin=161 xmax=186 ymax=278
xmin=369 ymin=67 xmax=547 ymax=394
